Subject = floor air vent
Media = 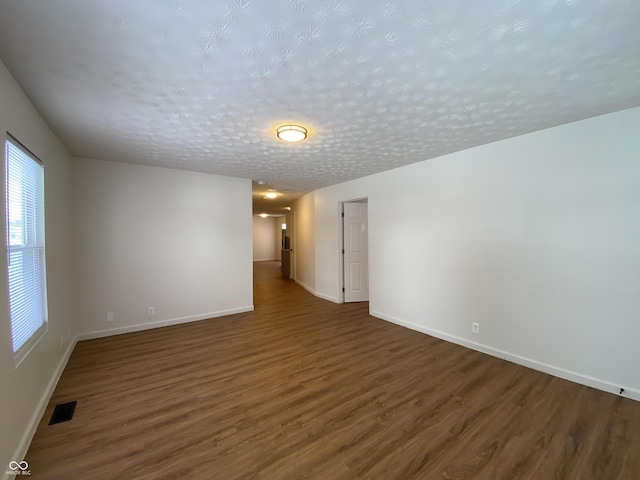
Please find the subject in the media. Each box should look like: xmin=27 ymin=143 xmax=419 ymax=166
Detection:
xmin=49 ymin=401 xmax=77 ymax=425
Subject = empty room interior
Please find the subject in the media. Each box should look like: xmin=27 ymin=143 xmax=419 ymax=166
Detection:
xmin=1 ymin=1 xmax=639 ymax=479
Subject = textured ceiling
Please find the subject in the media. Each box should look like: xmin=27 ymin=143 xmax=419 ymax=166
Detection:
xmin=0 ymin=1 xmax=639 ymax=214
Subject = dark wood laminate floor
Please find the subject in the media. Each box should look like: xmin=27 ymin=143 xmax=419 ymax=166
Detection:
xmin=26 ymin=261 xmax=640 ymax=479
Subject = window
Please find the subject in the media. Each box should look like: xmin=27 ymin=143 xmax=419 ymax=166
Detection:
xmin=5 ymin=135 xmax=48 ymax=363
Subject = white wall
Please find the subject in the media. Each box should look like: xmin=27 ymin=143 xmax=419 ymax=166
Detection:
xmin=252 ymin=216 xmax=277 ymax=261
xmin=0 ymin=61 xmax=74 ymax=473
xmin=301 ymin=107 xmax=640 ymax=401
xmin=293 ymin=193 xmax=315 ymax=294
xmin=276 ymin=219 xmax=283 ymax=261
xmin=73 ymin=158 xmax=253 ymax=338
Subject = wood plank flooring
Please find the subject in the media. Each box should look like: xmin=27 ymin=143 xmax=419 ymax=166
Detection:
xmin=26 ymin=261 xmax=640 ymax=479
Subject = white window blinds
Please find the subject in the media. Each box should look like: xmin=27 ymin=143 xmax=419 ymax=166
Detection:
xmin=5 ymin=135 xmax=48 ymax=356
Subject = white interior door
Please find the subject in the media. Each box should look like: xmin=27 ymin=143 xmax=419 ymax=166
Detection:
xmin=343 ymin=202 xmax=369 ymax=302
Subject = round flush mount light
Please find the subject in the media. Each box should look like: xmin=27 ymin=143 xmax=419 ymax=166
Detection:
xmin=264 ymin=192 xmax=278 ymax=199
xmin=276 ymin=124 xmax=307 ymax=142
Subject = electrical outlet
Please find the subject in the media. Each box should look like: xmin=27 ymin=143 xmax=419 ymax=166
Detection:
xmin=107 ymin=312 xmax=114 ymax=322
xmin=148 ymin=307 xmax=155 ymax=316
xmin=472 ymin=322 xmax=480 ymax=335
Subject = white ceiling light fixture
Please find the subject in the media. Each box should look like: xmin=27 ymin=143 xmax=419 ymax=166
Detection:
xmin=264 ymin=192 xmax=278 ymax=199
xmin=276 ymin=124 xmax=307 ymax=143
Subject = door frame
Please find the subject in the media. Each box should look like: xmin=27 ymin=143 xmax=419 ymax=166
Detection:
xmin=339 ymin=197 xmax=369 ymax=303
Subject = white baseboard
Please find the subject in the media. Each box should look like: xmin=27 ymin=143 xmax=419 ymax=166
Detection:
xmin=295 ymin=279 xmax=339 ymax=304
xmin=371 ymin=309 xmax=640 ymax=403
xmin=6 ymin=336 xmax=78 ymax=480
xmin=315 ymin=291 xmax=339 ymax=303
xmin=77 ymin=306 xmax=254 ymax=341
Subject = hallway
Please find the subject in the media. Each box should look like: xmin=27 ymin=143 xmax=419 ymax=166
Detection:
xmin=24 ymin=262 xmax=640 ymax=479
